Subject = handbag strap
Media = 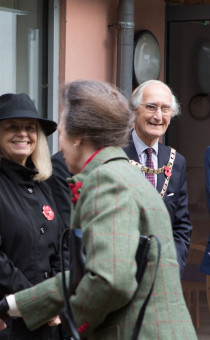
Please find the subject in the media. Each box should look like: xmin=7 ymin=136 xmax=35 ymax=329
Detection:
xmin=131 ymin=235 xmax=161 ymax=340
xmin=60 ymin=228 xmax=81 ymax=340
xmin=61 ymin=229 xmax=160 ymax=340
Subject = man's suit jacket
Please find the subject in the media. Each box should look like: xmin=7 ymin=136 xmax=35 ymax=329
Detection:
xmin=14 ymin=147 xmax=197 ymax=340
xmin=47 ymin=151 xmax=72 ymax=229
xmin=124 ymin=135 xmax=192 ymax=277
xmin=200 ymin=146 xmax=210 ymax=274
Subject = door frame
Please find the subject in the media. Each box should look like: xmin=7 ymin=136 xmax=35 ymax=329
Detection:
xmin=47 ymin=0 xmax=60 ymax=154
xmin=165 ymin=4 xmax=210 ymax=79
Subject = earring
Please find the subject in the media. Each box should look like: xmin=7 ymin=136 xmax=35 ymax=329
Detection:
xmin=73 ymin=143 xmax=77 ymax=147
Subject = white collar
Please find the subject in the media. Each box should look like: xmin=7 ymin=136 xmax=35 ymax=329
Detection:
xmin=132 ymin=129 xmax=159 ymax=156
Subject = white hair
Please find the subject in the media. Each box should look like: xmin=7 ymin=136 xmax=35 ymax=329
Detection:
xmin=129 ymin=80 xmax=180 ymax=117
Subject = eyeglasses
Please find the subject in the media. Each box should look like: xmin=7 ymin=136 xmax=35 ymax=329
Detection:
xmin=140 ymin=103 xmax=173 ymax=117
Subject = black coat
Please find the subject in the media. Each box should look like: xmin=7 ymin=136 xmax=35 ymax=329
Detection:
xmin=47 ymin=151 xmax=72 ymax=230
xmin=0 ymin=157 xmax=67 ymax=339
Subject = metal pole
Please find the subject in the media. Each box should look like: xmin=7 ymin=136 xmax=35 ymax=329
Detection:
xmin=117 ymin=0 xmax=135 ymax=99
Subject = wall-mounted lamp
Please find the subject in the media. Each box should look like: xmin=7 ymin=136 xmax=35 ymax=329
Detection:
xmin=133 ymin=30 xmax=161 ymax=86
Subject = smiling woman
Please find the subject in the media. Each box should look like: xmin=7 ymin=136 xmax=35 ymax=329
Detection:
xmin=0 ymin=93 xmax=68 ymax=340
xmin=0 ymin=93 xmax=57 ymax=180
xmin=0 ymin=119 xmax=37 ymax=166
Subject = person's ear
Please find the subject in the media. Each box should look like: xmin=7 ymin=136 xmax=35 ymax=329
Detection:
xmin=73 ymin=137 xmax=83 ymax=147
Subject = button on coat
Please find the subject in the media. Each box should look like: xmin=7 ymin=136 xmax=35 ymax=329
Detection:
xmin=0 ymin=157 xmax=68 ymax=340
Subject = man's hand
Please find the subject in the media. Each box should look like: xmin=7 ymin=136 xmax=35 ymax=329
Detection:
xmin=0 ymin=297 xmax=9 ymax=321
xmin=0 ymin=319 xmax=6 ymax=330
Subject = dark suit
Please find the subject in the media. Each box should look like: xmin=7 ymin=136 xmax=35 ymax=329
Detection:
xmin=124 ymin=135 xmax=192 ymax=277
xmin=200 ymin=146 xmax=210 ymax=274
xmin=47 ymin=151 xmax=72 ymax=230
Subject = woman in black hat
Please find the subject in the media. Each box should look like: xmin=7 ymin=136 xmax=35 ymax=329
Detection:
xmin=0 ymin=93 xmax=67 ymax=339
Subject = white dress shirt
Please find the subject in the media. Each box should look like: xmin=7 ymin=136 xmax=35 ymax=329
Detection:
xmin=132 ymin=129 xmax=159 ymax=187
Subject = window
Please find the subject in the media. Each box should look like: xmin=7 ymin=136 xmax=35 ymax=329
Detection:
xmin=0 ymin=0 xmax=59 ymax=152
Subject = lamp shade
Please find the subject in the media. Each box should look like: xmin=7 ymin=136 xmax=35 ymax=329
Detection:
xmin=133 ymin=31 xmax=161 ymax=86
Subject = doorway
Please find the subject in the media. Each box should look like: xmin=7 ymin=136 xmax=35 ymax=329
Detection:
xmin=167 ymin=16 xmax=210 ymax=242
xmin=166 ymin=4 xmax=210 ymax=336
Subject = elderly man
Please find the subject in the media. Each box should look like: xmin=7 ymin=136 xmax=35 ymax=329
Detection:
xmin=124 ymin=80 xmax=192 ymax=277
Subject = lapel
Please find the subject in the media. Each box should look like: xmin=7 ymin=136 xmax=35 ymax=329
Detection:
xmin=123 ymin=132 xmax=139 ymax=162
xmin=68 ymin=146 xmax=129 ymax=185
xmin=124 ymin=135 xmax=172 ymax=194
xmin=157 ymin=142 xmax=170 ymax=193
xmin=67 ymin=147 xmax=129 ymax=222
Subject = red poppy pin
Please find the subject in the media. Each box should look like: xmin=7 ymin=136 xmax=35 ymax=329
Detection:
xmin=164 ymin=165 xmax=172 ymax=177
xmin=42 ymin=205 xmax=55 ymax=220
xmin=69 ymin=181 xmax=83 ymax=204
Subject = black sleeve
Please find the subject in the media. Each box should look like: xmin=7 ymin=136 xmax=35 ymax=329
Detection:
xmin=47 ymin=152 xmax=72 ymax=230
xmin=0 ymin=236 xmax=32 ymax=298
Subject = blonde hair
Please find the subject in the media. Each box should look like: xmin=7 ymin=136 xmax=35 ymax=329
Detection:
xmin=31 ymin=122 xmax=52 ymax=181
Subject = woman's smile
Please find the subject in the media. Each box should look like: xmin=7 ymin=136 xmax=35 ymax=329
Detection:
xmin=0 ymin=118 xmax=37 ymax=166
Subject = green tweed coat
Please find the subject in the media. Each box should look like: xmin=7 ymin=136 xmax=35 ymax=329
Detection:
xmin=15 ymin=147 xmax=197 ymax=340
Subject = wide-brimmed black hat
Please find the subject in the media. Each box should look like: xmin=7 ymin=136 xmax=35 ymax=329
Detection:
xmin=0 ymin=93 xmax=57 ymax=136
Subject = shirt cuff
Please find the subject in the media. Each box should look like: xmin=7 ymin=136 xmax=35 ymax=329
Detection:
xmin=6 ymin=295 xmax=21 ymax=317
